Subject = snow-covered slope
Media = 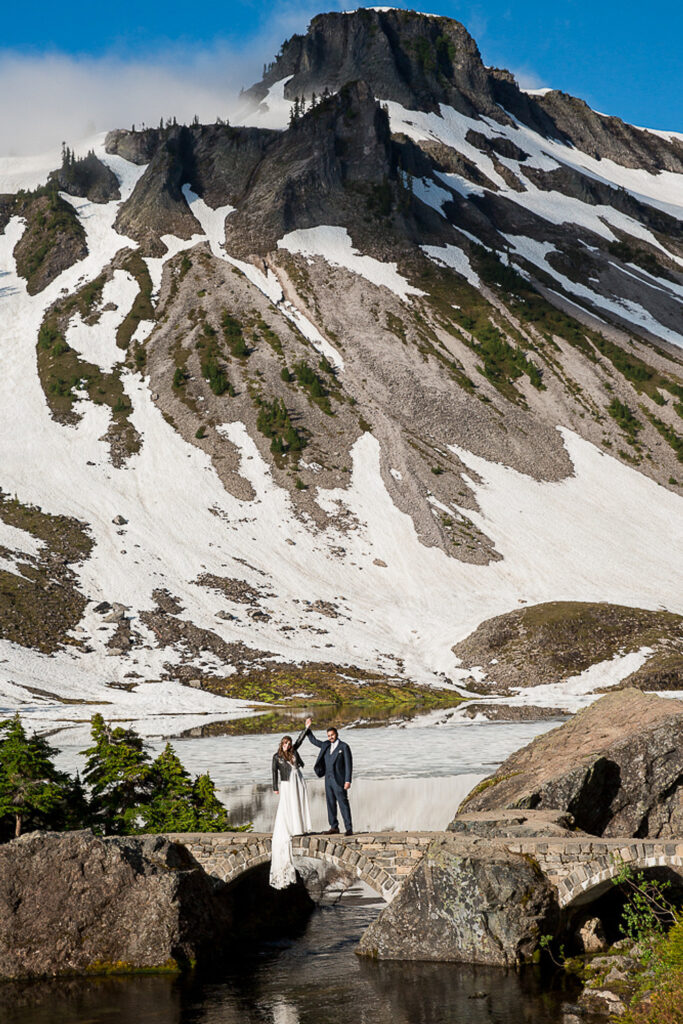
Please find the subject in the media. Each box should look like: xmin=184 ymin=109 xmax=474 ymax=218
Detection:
xmin=1 ymin=10 xmax=682 ymax=743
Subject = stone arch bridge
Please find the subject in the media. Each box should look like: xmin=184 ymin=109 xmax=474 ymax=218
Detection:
xmin=166 ymin=831 xmax=683 ymax=907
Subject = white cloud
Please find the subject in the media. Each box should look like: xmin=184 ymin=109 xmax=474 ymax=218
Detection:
xmin=511 ymin=66 xmax=550 ymax=92
xmin=0 ymin=2 xmax=335 ymax=157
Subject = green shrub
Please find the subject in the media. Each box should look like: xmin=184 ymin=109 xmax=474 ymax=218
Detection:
xmin=292 ymin=360 xmax=332 ymax=413
xmin=221 ymin=311 xmax=249 ymax=358
xmin=608 ymin=398 xmax=641 ymax=441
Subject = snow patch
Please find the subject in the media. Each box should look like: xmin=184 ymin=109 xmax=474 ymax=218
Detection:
xmin=278 ymin=226 xmax=424 ymax=301
xmin=236 ymin=77 xmax=294 ymax=132
xmin=422 ymin=243 xmax=481 ymax=288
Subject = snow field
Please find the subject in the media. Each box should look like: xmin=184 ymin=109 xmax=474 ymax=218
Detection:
xmin=278 ymin=225 xmax=424 ymax=302
xmin=236 ymin=77 xmax=294 ymax=132
xmin=421 ymin=243 xmax=481 ymax=287
xmin=384 ymin=99 xmax=683 ymax=340
xmin=503 ymin=233 xmax=683 ymax=349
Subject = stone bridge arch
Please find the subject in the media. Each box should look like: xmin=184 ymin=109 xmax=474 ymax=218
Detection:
xmin=168 ymin=832 xmax=433 ymax=903
xmin=290 ymin=835 xmax=401 ymax=901
xmin=555 ymin=845 xmax=683 ymax=909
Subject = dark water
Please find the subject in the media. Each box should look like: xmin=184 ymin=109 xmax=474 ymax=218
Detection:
xmin=1 ymin=890 xmax=581 ymax=1024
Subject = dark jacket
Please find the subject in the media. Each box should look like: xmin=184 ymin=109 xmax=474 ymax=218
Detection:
xmin=272 ymin=729 xmax=307 ymax=791
xmin=307 ymin=730 xmax=353 ymax=786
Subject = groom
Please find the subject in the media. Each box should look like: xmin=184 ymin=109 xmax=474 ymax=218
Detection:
xmin=304 ymin=717 xmax=353 ymax=835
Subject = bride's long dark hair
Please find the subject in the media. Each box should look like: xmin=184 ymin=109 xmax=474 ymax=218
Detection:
xmin=277 ymin=735 xmax=296 ymax=763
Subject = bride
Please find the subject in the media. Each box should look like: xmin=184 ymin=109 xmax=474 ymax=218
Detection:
xmin=269 ymin=728 xmax=312 ymax=889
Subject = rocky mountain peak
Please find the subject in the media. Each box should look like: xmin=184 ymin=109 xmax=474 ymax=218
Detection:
xmin=250 ymin=8 xmax=501 ymax=119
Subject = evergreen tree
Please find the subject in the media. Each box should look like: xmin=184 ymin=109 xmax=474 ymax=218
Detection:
xmin=192 ymin=773 xmax=235 ymax=832
xmin=0 ymin=715 xmax=70 ymax=838
xmin=60 ymin=772 xmax=90 ymax=830
xmin=141 ymin=743 xmax=197 ymax=832
xmin=82 ymin=714 xmax=152 ymax=834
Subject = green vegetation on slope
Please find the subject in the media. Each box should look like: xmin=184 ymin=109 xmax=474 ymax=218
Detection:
xmin=0 ymin=490 xmax=92 ymax=653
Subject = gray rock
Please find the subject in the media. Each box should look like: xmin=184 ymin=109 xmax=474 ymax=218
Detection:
xmin=448 ymin=808 xmax=578 ymax=838
xmin=357 ymin=834 xmax=558 ymax=965
xmin=458 ymin=690 xmax=683 ymax=838
xmin=0 ymin=830 xmax=230 ymax=979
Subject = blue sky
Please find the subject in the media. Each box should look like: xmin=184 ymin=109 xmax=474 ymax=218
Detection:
xmin=1 ymin=2 xmax=680 ymax=154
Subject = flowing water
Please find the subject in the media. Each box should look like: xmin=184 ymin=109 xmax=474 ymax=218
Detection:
xmin=13 ymin=714 xmax=587 ymax=1023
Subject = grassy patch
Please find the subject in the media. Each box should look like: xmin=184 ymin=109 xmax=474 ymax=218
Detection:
xmin=37 ymin=320 xmax=139 ymax=457
xmin=116 ymin=252 xmax=155 ymax=350
xmin=201 ymin=663 xmax=461 ymax=715
xmin=608 ymin=398 xmax=641 ymax=445
xmin=643 ymin=410 xmax=683 ymax=462
xmin=451 ymin=601 xmax=683 ymax=692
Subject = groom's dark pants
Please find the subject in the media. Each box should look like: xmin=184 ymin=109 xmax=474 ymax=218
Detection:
xmin=326 ymin=777 xmax=352 ymax=832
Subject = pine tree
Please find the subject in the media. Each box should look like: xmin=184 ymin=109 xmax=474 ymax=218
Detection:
xmin=60 ymin=772 xmax=91 ymax=831
xmin=82 ymin=714 xmax=152 ymax=834
xmin=142 ymin=743 xmax=197 ymax=832
xmin=192 ymin=773 xmax=234 ymax=832
xmin=0 ymin=715 xmax=70 ymax=838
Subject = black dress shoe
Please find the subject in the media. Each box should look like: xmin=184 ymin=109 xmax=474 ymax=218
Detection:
xmin=345 ymin=830 xmax=353 ymax=836
xmin=325 ymin=827 xmax=340 ymax=834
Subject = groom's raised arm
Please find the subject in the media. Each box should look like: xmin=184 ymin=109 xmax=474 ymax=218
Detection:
xmin=304 ymin=717 xmax=324 ymax=748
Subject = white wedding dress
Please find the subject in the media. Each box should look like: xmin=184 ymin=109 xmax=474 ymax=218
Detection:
xmin=269 ymin=765 xmax=312 ymax=889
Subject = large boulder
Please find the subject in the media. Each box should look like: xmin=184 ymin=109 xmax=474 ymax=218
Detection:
xmin=457 ymin=689 xmax=683 ymax=838
xmin=357 ymin=834 xmax=558 ymax=965
xmin=0 ymin=830 xmax=230 ymax=979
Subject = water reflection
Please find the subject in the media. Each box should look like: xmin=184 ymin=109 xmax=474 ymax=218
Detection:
xmin=224 ymin=775 xmax=484 ymax=832
xmin=0 ymin=891 xmax=581 ymax=1024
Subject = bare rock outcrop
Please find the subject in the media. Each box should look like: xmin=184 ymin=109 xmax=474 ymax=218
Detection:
xmin=458 ymin=689 xmax=683 ymax=838
xmin=358 ymin=833 xmax=558 ymax=965
xmin=0 ymin=830 xmax=230 ymax=979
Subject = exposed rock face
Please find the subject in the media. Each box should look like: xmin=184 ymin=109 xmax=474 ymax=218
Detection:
xmin=114 ymin=126 xmax=204 ymax=254
xmin=0 ymin=830 xmax=230 ymax=979
xmin=532 ymin=90 xmax=683 ymax=174
xmin=250 ymin=9 xmax=502 ymax=119
xmin=48 ymin=152 xmax=120 ymax=203
xmin=459 ymin=689 xmax=683 ymax=838
xmin=357 ymin=834 xmax=558 ymax=965
xmin=105 ymin=127 xmax=165 ymax=164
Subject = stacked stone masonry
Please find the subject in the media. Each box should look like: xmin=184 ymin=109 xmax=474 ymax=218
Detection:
xmin=162 ymin=833 xmax=683 ymax=907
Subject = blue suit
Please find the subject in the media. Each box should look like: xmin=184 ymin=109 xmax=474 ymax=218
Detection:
xmin=307 ymin=730 xmax=353 ymax=832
